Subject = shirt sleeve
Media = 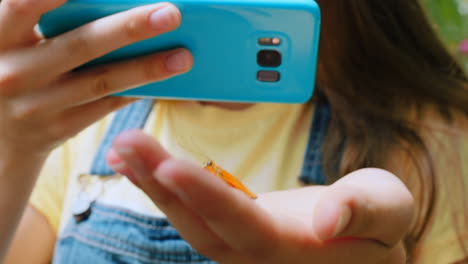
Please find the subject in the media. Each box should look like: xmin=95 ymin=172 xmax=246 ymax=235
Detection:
xmin=29 ymin=142 xmax=71 ymax=234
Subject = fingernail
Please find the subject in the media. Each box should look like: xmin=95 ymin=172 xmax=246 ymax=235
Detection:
xmin=114 ymin=147 xmax=148 ymax=182
xmin=165 ymin=49 xmax=192 ymax=72
xmin=115 ymin=147 xmax=136 ymax=158
xmin=108 ymin=160 xmax=127 ymax=174
xmin=332 ymin=206 xmax=352 ymax=238
xmin=108 ymin=148 xmax=138 ymax=183
xmin=150 ymin=5 xmax=180 ymax=30
xmin=107 ymin=148 xmax=120 ymax=163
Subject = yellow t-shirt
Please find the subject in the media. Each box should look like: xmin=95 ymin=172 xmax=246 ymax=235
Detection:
xmin=30 ymin=100 xmax=314 ymax=232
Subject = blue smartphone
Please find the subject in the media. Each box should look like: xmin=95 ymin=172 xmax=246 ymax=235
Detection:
xmin=39 ymin=0 xmax=321 ymax=103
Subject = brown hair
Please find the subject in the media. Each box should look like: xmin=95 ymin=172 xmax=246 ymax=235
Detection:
xmin=314 ymin=0 xmax=468 ymax=261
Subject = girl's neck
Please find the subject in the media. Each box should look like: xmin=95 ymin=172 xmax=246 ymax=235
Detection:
xmin=197 ymin=101 xmax=255 ymax=111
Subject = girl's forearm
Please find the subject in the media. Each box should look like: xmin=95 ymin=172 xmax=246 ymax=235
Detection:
xmin=0 ymin=152 xmax=46 ymax=261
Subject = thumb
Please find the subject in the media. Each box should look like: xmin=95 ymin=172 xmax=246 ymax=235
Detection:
xmin=312 ymin=168 xmax=415 ymax=247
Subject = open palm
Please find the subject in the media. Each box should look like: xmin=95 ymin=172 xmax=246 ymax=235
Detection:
xmin=108 ymin=130 xmax=414 ymax=264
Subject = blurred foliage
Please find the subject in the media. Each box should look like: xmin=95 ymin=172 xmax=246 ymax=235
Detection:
xmin=422 ymin=0 xmax=468 ymax=70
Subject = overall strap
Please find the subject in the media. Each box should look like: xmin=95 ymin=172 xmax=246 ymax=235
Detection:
xmin=89 ymin=99 xmax=154 ymax=176
xmin=299 ymin=100 xmax=331 ymax=185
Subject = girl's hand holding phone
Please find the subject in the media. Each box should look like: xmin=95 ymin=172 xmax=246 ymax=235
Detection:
xmin=109 ymin=130 xmax=415 ymax=264
xmin=0 ymin=1 xmax=191 ymax=257
xmin=0 ymin=0 xmax=192 ymax=158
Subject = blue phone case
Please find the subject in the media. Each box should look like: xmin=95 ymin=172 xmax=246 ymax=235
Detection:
xmin=39 ymin=0 xmax=321 ymax=103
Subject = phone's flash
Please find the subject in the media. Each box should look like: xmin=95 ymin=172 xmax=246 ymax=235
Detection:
xmin=258 ymin=37 xmax=281 ymax=46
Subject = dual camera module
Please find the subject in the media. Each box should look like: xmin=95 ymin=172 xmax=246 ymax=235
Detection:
xmin=256 ymin=37 xmax=281 ymax=82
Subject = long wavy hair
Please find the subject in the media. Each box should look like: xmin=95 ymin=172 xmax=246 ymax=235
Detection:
xmin=314 ymin=0 xmax=468 ymax=262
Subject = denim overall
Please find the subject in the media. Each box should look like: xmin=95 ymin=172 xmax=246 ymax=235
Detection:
xmin=53 ymin=99 xmax=330 ymax=263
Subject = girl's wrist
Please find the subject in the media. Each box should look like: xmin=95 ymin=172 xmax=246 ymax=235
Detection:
xmin=0 ymin=151 xmax=46 ymax=262
xmin=0 ymin=141 xmax=50 ymax=162
xmin=0 ymin=148 xmax=48 ymax=183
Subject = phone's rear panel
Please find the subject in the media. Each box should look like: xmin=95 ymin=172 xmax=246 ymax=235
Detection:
xmin=39 ymin=0 xmax=321 ymax=103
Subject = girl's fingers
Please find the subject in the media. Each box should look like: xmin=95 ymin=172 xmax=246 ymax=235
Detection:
xmin=154 ymin=159 xmax=281 ymax=260
xmin=37 ymin=2 xmax=181 ymax=77
xmin=23 ymin=48 xmax=192 ymax=111
xmin=48 ymin=96 xmax=137 ymax=141
xmin=0 ymin=0 xmax=64 ymax=49
xmin=1 ymin=2 xmax=181 ymax=91
xmin=312 ymin=168 xmax=415 ymax=247
xmin=109 ymin=130 xmax=172 ymax=173
xmin=108 ymin=131 xmax=233 ymax=260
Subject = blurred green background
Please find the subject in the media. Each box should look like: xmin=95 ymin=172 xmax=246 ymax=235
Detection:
xmin=423 ymin=0 xmax=468 ymax=70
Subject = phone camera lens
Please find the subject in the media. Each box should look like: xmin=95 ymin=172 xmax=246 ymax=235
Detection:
xmin=257 ymin=50 xmax=281 ymax=67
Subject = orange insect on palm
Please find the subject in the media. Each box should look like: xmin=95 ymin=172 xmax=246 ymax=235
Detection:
xmin=203 ymin=160 xmax=257 ymax=199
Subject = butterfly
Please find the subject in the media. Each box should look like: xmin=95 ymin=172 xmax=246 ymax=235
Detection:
xmin=203 ymin=160 xmax=257 ymax=199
